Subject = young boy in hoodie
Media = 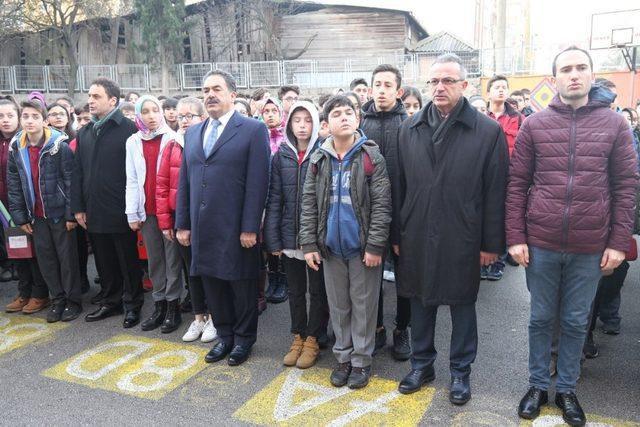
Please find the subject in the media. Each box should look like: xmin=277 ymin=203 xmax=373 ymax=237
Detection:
xmin=7 ymin=100 xmax=82 ymax=322
xmin=299 ymin=95 xmax=391 ymax=389
xmin=261 ymin=98 xmax=288 ymax=304
xmin=265 ymin=101 xmax=327 ymax=369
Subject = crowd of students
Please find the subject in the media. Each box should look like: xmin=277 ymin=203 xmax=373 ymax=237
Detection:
xmin=1 ymin=46 xmax=639 ymax=427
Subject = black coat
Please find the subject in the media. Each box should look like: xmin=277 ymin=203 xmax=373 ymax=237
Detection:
xmin=392 ymin=99 xmax=508 ymax=306
xmin=7 ymin=130 xmax=74 ymax=225
xmin=360 ymin=99 xmax=407 ymax=183
xmin=264 ymin=140 xmax=319 ymax=253
xmin=71 ymin=109 xmax=137 ymax=234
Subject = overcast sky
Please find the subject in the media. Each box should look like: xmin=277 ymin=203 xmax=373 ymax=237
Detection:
xmin=314 ymin=0 xmax=639 ymax=47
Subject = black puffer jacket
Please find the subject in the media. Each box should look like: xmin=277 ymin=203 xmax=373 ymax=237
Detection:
xmin=264 ymin=101 xmax=320 ymax=253
xmin=7 ymin=128 xmax=74 ymax=225
xmin=360 ymin=99 xmax=407 ymax=183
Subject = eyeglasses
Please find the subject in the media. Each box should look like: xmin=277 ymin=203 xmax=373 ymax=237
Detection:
xmin=283 ymin=96 xmax=299 ymax=103
xmin=177 ymin=114 xmax=197 ymax=122
xmin=427 ymin=78 xmax=463 ymax=87
xmin=47 ymin=112 xmax=66 ymax=118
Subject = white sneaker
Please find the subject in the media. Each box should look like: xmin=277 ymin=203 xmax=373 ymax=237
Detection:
xmin=182 ymin=319 xmax=206 ymax=342
xmin=201 ymin=318 xmax=217 ymax=343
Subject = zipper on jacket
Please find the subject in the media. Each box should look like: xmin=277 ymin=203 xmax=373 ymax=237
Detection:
xmin=37 ymin=147 xmax=48 ymax=219
xmin=294 ymin=154 xmax=302 ymax=248
xmin=561 ymin=110 xmax=578 ymax=249
xmin=337 ymin=159 xmax=344 ymax=256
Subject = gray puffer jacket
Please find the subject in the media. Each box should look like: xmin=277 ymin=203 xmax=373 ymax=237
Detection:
xmin=298 ymin=136 xmax=391 ymax=258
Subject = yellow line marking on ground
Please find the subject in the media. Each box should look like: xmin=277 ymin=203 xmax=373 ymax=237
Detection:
xmin=42 ymin=334 xmax=209 ymax=400
xmin=234 ymin=367 xmax=435 ymax=426
xmin=0 ymin=314 xmax=68 ymax=356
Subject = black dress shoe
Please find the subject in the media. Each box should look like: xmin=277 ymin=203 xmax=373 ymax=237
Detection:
xmin=449 ymin=376 xmax=471 ymax=405
xmin=347 ymin=366 xmax=371 ymax=389
xmin=46 ymin=302 xmax=66 ymax=323
xmin=85 ymin=305 xmax=122 ymax=322
xmin=267 ymin=273 xmax=288 ymax=304
xmin=518 ymin=387 xmax=548 ymax=419
xmin=398 ymin=368 xmax=435 ymax=394
xmin=228 ymin=345 xmax=251 ymax=366
xmin=205 ymin=341 xmax=232 ymax=363
xmin=555 ymin=392 xmax=586 ymax=427
xmin=61 ymin=302 xmax=83 ymax=322
xmin=123 ymin=309 xmax=141 ymax=328
xmin=330 ymin=362 xmax=352 ymax=387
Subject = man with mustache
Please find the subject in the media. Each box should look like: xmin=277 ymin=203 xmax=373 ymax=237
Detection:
xmin=175 ymin=70 xmax=270 ymax=366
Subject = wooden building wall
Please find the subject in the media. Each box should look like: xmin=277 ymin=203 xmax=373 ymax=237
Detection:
xmin=278 ymin=8 xmax=409 ymax=60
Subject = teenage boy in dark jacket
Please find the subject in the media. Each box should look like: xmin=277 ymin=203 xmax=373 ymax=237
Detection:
xmin=299 ymin=95 xmax=391 ymax=389
xmin=8 ymin=100 xmax=82 ymax=322
xmin=360 ymin=64 xmax=411 ymax=360
xmin=264 ymin=101 xmax=327 ymax=369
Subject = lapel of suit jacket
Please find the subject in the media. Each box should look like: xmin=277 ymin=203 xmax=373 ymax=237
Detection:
xmin=207 ymin=111 xmax=240 ymax=159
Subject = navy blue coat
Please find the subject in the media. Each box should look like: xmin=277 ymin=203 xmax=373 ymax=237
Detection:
xmin=175 ymin=111 xmax=270 ymax=281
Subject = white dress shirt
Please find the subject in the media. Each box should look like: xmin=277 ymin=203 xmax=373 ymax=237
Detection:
xmin=202 ymin=109 xmax=235 ymax=152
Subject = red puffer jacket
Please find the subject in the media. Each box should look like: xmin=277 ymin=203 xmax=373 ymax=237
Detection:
xmin=488 ymin=101 xmax=522 ymax=157
xmin=506 ymin=86 xmax=639 ymax=254
xmin=0 ymin=135 xmax=11 ymax=206
xmin=156 ymin=138 xmax=183 ymax=230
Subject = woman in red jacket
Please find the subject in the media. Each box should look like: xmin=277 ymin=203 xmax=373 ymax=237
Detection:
xmin=155 ymin=96 xmax=216 ymax=343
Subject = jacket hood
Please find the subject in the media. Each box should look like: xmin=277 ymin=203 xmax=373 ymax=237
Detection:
xmin=361 ymin=98 xmax=406 ymax=119
xmin=284 ymin=101 xmax=320 ymax=161
xmin=549 ymin=83 xmax=617 ymax=112
xmin=320 ymin=133 xmax=370 ymax=161
xmin=11 ymin=127 xmax=66 ymax=153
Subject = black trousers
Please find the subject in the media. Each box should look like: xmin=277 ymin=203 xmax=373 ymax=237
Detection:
xmin=16 ymin=258 xmax=48 ymax=299
xmin=377 ymin=251 xmax=411 ymax=330
xmin=33 ymin=218 xmax=82 ymax=306
xmin=176 ymin=242 xmax=207 ymax=315
xmin=410 ymin=299 xmax=478 ymax=378
xmin=90 ymin=231 xmax=143 ymax=311
xmin=282 ymin=256 xmax=327 ymax=338
xmin=202 ymin=275 xmax=258 ymax=348
xmin=589 ymin=260 xmax=629 ymax=332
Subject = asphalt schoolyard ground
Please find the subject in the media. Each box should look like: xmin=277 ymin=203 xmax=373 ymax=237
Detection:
xmin=0 ymin=256 xmax=639 ymax=426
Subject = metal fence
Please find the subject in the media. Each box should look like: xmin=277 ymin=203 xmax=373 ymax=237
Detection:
xmin=0 ymin=47 xmax=633 ymax=94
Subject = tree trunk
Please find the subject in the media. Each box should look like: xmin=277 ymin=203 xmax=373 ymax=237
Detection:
xmin=64 ymin=41 xmax=79 ymax=98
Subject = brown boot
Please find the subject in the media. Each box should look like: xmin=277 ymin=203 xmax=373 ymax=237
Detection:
xmin=6 ymin=296 xmax=29 ymax=313
xmin=283 ymin=334 xmax=304 ymax=366
xmin=22 ymin=297 xmax=50 ymax=314
xmin=297 ymin=336 xmax=320 ymax=369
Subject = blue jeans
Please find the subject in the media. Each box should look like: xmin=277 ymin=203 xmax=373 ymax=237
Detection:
xmin=526 ymin=246 xmax=601 ymax=393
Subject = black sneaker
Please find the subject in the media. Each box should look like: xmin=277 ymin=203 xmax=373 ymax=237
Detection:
xmin=46 ymin=303 xmax=66 ymax=323
xmin=330 ymin=362 xmax=352 ymax=387
xmin=392 ymin=328 xmax=412 ymax=361
xmin=61 ymin=302 xmax=83 ymax=322
xmin=347 ymin=366 xmax=371 ymax=389
xmin=555 ymin=392 xmax=586 ymax=426
xmin=373 ymin=326 xmax=387 ymax=354
xmin=583 ymin=331 xmax=598 ymax=359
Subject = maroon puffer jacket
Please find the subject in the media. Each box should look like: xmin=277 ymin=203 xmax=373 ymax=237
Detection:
xmin=506 ymin=86 xmax=638 ymax=254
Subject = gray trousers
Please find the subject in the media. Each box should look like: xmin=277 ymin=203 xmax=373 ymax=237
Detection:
xmin=33 ymin=218 xmax=81 ymax=306
xmin=140 ymin=215 xmax=183 ymax=302
xmin=323 ymin=254 xmax=381 ymax=368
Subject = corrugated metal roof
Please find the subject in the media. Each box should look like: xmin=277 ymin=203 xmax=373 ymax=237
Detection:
xmin=412 ymin=31 xmax=475 ymax=53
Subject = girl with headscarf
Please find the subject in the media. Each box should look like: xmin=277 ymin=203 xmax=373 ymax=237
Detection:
xmin=125 ymin=95 xmax=183 ymax=334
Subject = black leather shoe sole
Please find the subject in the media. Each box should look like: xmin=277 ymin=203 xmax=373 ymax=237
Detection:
xmin=398 ymin=372 xmax=435 ymax=394
xmin=85 ymin=307 xmax=122 ymax=322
